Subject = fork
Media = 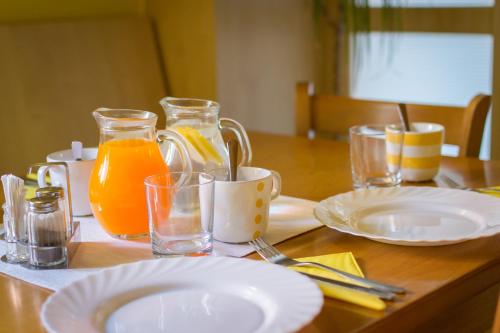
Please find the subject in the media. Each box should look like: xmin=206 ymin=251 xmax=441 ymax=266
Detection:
xmin=250 ymin=238 xmax=406 ymax=295
xmin=439 ymin=174 xmax=500 ymax=193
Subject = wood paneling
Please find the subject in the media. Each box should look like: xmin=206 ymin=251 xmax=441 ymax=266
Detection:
xmin=0 ymin=18 xmax=167 ymax=176
xmin=371 ymin=7 xmax=494 ymax=34
xmin=0 ymin=0 xmax=145 ymax=22
xmin=146 ymin=0 xmax=217 ymax=100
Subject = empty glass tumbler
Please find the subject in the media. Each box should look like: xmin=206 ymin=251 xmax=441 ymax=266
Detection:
xmin=350 ymin=124 xmax=404 ymax=189
xmin=145 ymin=172 xmax=215 ymax=256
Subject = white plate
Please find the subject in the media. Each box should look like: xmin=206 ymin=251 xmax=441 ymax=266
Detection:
xmin=314 ymin=187 xmax=500 ymax=246
xmin=41 ymin=256 xmax=323 ymax=333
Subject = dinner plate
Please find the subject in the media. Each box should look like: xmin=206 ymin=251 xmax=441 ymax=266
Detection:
xmin=314 ymin=187 xmax=500 ymax=246
xmin=41 ymin=256 xmax=323 ymax=333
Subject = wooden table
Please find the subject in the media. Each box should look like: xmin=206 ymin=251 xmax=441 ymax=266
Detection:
xmin=2 ymin=132 xmax=500 ymax=332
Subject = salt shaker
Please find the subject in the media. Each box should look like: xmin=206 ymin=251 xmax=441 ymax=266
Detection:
xmin=35 ymin=186 xmax=71 ymax=238
xmin=26 ymin=197 xmax=67 ymax=267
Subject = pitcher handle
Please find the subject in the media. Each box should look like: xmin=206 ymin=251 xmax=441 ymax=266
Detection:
xmin=219 ymin=118 xmax=252 ymax=166
xmin=37 ymin=165 xmax=51 ymax=188
xmin=157 ymin=129 xmax=193 ymax=186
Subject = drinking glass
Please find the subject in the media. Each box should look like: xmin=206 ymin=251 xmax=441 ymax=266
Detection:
xmin=145 ymin=172 xmax=215 ymax=257
xmin=350 ymin=124 xmax=404 ymax=189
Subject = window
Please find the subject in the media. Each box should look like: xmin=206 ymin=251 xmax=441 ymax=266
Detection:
xmin=349 ymin=3 xmax=494 ymax=158
xmin=351 ymin=33 xmax=492 ymax=107
xmin=368 ymin=0 xmax=493 ymax=8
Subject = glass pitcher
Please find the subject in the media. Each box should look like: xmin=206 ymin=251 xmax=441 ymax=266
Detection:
xmin=160 ymin=97 xmax=252 ymax=172
xmin=89 ymin=109 xmax=192 ymax=239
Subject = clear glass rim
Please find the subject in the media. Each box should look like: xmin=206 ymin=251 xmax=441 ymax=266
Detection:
xmin=160 ymin=97 xmax=220 ymax=115
xmin=349 ymin=124 xmax=404 ymax=135
xmin=93 ymin=108 xmax=157 ymax=129
xmin=144 ymin=172 xmax=215 ymax=189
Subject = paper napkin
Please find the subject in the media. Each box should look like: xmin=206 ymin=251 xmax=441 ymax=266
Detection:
xmin=478 ymin=186 xmax=500 ymax=198
xmin=292 ymin=252 xmax=386 ymax=311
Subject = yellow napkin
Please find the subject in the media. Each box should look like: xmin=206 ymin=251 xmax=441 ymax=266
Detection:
xmin=478 ymin=186 xmax=500 ymax=198
xmin=24 ymin=184 xmax=37 ymax=200
xmin=24 ymin=173 xmax=51 ymax=199
xmin=291 ymin=252 xmax=386 ymax=311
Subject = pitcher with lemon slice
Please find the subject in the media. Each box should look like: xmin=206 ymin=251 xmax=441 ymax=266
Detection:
xmin=160 ymin=97 xmax=252 ymax=172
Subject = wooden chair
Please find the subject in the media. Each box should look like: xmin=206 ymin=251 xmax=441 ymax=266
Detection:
xmin=493 ymin=292 xmax=500 ymax=333
xmin=295 ymin=81 xmax=491 ymax=158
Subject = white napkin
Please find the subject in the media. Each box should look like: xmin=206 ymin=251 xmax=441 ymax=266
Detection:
xmin=0 ymin=196 xmax=321 ymax=291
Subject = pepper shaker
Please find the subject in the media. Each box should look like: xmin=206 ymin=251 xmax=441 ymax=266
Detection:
xmin=35 ymin=186 xmax=71 ymax=238
xmin=26 ymin=197 xmax=67 ymax=268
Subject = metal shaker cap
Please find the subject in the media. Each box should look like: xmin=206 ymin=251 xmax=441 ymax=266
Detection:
xmin=28 ymin=197 xmax=59 ymax=213
xmin=35 ymin=186 xmax=65 ymax=199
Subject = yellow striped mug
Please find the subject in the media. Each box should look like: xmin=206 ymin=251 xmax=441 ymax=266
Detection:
xmin=387 ymin=123 xmax=444 ymax=182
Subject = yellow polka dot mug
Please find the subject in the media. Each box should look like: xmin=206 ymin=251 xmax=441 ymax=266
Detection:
xmin=210 ymin=167 xmax=281 ymax=243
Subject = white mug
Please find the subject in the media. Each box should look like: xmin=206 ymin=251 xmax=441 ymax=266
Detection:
xmin=212 ymin=167 xmax=281 ymax=243
xmin=37 ymin=148 xmax=97 ymax=216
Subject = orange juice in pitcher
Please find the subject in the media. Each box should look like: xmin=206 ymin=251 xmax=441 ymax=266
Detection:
xmin=89 ymin=109 xmax=192 ymax=239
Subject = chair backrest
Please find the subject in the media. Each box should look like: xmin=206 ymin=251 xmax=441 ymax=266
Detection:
xmin=493 ymin=292 xmax=500 ymax=333
xmin=295 ymin=82 xmax=491 ymax=157
xmin=0 ymin=18 xmax=167 ymax=177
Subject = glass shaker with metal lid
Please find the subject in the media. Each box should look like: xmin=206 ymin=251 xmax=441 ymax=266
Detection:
xmin=26 ymin=197 xmax=67 ymax=267
xmin=36 ymin=186 xmax=72 ymax=238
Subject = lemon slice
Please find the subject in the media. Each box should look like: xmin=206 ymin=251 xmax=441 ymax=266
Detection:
xmin=175 ymin=126 xmax=224 ymax=165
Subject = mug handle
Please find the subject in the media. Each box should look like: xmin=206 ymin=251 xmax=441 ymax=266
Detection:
xmin=31 ymin=162 xmax=73 ymax=229
xmin=219 ymin=118 xmax=252 ymax=166
xmin=37 ymin=165 xmax=51 ymax=188
xmin=157 ymin=129 xmax=193 ymax=186
xmin=270 ymin=170 xmax=281 ymax=200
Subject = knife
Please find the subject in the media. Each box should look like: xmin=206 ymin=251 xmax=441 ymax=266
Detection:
xmin=300 ymin=272 xmax=396 ymax=301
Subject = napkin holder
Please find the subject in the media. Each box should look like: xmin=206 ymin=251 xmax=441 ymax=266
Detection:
xmin=1 ymin=162 xmax=81 ymax=269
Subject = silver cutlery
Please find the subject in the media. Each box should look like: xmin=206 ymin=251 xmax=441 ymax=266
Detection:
xmin=299 ymin=272 xmax=395 ymax=300
xmin=227 ymin=139 xmax=238 ymax=181
xmin=398 ymin=103 xmax=411 ymax=131
xmin=439 ymin=174 xmax=500 ymax=193
xmin=250 ymin=237 xmax=406 ymax=295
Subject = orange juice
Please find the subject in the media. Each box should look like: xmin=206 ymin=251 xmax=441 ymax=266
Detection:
xmin=89 ymin=138 xmax=169 ymax=237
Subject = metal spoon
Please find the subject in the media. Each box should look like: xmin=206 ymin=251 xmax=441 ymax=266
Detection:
xmin=398 ymin=103 xmax=411 ymax=131
xmin=227 ymin=140 xmax=238 ymax=181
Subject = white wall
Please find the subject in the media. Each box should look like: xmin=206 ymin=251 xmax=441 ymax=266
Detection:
xmin=215 ymin=0 xmax=315 ymax=135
